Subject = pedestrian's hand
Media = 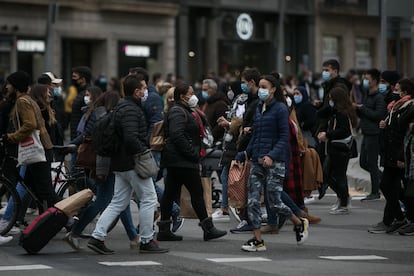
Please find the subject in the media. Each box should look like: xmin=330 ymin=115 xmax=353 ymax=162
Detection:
xmin=235 ymin=151 xmax=246 ymax=162
xmin=262 ymin=156 xmax=273 ymax=168
xmin=379 ymin=120 xmax=386 ymax=129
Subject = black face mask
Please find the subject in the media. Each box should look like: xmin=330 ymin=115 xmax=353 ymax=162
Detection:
xmin=71 ymin=79 xmax=80 ymax=89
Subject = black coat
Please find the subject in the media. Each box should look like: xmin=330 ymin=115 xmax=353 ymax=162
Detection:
xmin=111 ymin=96 xmax=148 ymax=172
xmin=358 ymin=91 xmax=387 ymax=135
xmin=161 ymin=102 xmax=201 ymax=170
xmin=70 ymin=89 xmax=86 ymax=140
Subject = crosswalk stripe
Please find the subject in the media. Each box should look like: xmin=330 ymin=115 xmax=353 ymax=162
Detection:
xmin=99 ymin=261 xmax=161 ymax=266
xmin=207 ymin=257 xmax=272 ymax=263
xmin=0 ymin=264 xmax=52 ymax=271
xmin=319 ymin=255 xmax=387 ymax=260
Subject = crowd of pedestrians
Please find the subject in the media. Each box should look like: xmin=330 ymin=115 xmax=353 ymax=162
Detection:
xmin=0 ymin=57 xmax=413 ymax=252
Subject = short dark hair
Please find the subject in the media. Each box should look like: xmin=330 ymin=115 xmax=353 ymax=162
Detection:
xmin=365 ymin=68 xmax=381 ymax=83
xmin=123 ymin=74 xmax=144 ymax=97
xmin=72 ymin=66 xmax=92 ymax=83
xmin=241 ymin=68 xmax=261 ymax=87
xmin=322 ymin=59 xmax=340 ymax=72
xmin=174 ymin=83 xmax=190 ymax=102
xmin=129 ymin=67 xmax=149 ymax=84
xmin=260 ymin=74 xmax=284 ymax=103
xmin=398 ymin=78 xmax=414 ymax=97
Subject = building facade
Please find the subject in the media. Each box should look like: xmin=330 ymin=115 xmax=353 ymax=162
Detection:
xmin=0 ymin=0 xmax=412 ymax=87
xmin=0 ymin=0 xmax=178 ymax=85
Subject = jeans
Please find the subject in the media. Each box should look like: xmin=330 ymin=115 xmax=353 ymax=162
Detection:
xmin=92 ymin=170 xmax=157 ymax=243
xmin=266 ymin=191 xmax=302 ymax=226
xmin=220 ymin=165 xmax=229 ymax=209
xmin=3 ymin=166 xmax=26 ymax=222
xmin=247 ymin=161 xmax=292 ymax=229
xmin=360 ymin=135 xmax=381 ymax=195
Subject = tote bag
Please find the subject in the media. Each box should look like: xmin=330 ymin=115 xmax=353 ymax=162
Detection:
xmin=228 ymin=157 xmax=250 ymax=208
xmin=16 ymin=107 xmax=46 ymax=166
xmin=180 ymin=177 xmax=213 ymax=218
xmin=133 ymin=149 xmax=159 ymax=179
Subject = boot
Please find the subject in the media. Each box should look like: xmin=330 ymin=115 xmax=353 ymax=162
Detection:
xmin=301 ymin=208 xmax=321 ymax=224
xmin=199 ymin=217 xmax=227 ymax=241
xmin=156 ymin=220 xmax=183 ymax=241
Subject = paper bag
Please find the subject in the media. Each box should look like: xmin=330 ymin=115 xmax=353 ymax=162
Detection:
xmin=54 ymin=188 xmax=94 ymax=217
xmin=180 ymin=177 xmax=212 ymax=218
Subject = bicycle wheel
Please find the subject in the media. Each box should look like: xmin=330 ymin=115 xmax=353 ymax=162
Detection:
xmin=0 ymin=177 xmax=21 ymax=236
xmin=57 ymin=179 xmax=78 ymax=200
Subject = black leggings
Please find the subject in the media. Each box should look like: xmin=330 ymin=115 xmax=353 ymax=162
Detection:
xmin=161 ymin=167 xmax=207 ymax=222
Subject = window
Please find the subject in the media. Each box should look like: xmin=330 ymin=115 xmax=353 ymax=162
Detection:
xmin=355 ymin=38 xmax=372 ymax=69
xmin=322 ymin=36 xmax=340 ymax=61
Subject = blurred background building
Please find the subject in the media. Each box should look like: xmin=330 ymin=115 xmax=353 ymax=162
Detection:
xmin=0 ymin=0 xmax=413 ymax=85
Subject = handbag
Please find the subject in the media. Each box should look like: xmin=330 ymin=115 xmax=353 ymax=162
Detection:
xmin=16 ymin=106 xmax=46 ymax=166
xmin=180 ymin=177 xmax=213 ymax=218
xmin=75 ymin=136 xmax=96 ymax=169
xmin=150 ymin=120 xmax=165 ymax=152
xmin=228 ymin=153 xmax=250 ymax=208
xmin=133 ymin=149 xmax=159 ymax=179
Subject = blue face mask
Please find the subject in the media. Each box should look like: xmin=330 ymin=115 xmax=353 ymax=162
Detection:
xmin=294 ymin=95 xmax=303 ymax=104
xmin=258 ymin=88 xmax=270 ymax=101
xmin=202 ymin=90 xmax=209 ymax=99
xmin=329 ymin=100 xmax=334 ymax=108
xmin=241 ymin=83 xmax=251 ymax=93
xmin=378 ymin=83 xmax=388 ymax=94
xmin=363 ymin=79 xmax=370 ymax=89
xmin=53 ymin=87 xmax=61 ymax=96
xmin=322 ymin=71 xmax=331 ymax=81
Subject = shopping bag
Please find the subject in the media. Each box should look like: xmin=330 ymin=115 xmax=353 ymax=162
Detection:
xmin=54 ymin=188 xmax=94 ymax=217
xmin=228 ymin=159 xmax=250 ymax=208
xmin=149 ymin=120 xmax=165 ymax=152
xmin=18 ymin=130 xmax=46 ymax=166
xmin=133 ymin=149 xmax=159 ymax=179
xmin=75 ymin=136 xmax=96 ymax=169
xmin=180 ymin=177 xmax=213 ymax=218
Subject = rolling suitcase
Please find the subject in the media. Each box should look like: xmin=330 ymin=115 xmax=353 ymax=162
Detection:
xmin=19 ymin=207 xmax=68 ymax=254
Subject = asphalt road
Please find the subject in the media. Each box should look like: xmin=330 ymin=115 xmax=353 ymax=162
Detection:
xmin=0 ymin=192 xmax=413 ymax=276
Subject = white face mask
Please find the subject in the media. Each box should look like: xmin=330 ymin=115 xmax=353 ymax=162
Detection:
xmin=188 ymin=95 xmax=199 ymax=108
xmin=84 ymin=95 xmax=91 ymax=105
xmin=286 ymin=96 xmax=292 ymax=107
xmin=141 ymin=89 xmax=148 ymax=102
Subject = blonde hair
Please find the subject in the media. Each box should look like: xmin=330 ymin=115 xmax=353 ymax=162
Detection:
xmin=164 ymin=86 xmax=175 ymax=113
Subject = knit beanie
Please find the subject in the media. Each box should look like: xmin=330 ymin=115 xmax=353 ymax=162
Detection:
xmin=7 ymin=71 xmax=30 ymax=92
xmin=381 ymin=70 xmax=400 ymax=86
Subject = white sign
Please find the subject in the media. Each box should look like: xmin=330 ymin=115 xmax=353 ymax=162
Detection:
xmin=124 ymin=45 xmax=150 ymax=57
xmin=236 ymin=13 xmax=253 ymax=40
xmin=17 ymin=40 xmax=45 ymax=52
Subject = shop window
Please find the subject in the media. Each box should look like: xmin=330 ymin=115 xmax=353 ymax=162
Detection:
xmin=355 ymin=38 xmax=372 ymax=69
xmin=322 ymin=36 xmax=340 ymax=62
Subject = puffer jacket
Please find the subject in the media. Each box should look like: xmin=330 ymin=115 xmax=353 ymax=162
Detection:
xmin=246 ymin=98 xmax=290 ymax=165
xmin=358 ymin=90 xmax=387 ymax=135
xmin=161 ymin=102 xmax=201 ymax=169
xmin=205 ymin=92 xmax=228 ymax=142
xmin=110 ymin=96 xmax=148 ymax=172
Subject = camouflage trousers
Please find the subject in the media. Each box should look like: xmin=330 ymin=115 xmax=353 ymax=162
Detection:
xmin=247 ymin=161 xmax=292 ymax=229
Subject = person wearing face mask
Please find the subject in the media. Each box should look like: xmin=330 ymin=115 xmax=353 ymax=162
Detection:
xmin=201 ymin=78 xmax=228 ymax=143
xmin=157 ymin=83 xmax=227 ymax=242
xmin=317 ymin=87 xmax=357 ymax=214
xmin=353 ymin=68 xmax=387 ymax=202
xmin=234 ymin=75 xmax=309 ymax=251
xmin=316 ymin=59 xmax=351 ymax=199
xmin=380 ymin=70 xmax=401 ymax=104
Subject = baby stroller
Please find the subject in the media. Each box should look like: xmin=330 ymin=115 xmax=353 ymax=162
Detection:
xmin=200 ymin=144 xmax=223 ymax=208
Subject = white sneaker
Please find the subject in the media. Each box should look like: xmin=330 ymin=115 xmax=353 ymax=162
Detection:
xmin=0 ymin=219 xmax=21 ymax=235
xmin=304 ymin=196 xmax=315 ymax=204
xmin=212 ymin=209 xmax=230 ymax=222
xmin=26 ymin=208 xmax=38 ymax=215
xmin=0 ymin=205 xmax=7 ymax=215
xmin=229 ymin=207 xmax=241 ymax=222
xmin=0 ymin=235 xmax=13 ymax=245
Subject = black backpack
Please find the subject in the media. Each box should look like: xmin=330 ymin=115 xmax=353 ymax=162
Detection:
xmin=92 ymin=108 xmax=121 ymax=157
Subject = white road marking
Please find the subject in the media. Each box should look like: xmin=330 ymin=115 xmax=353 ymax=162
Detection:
xmin=99 ymin=261 xmax=161 ymax=266
xmin=0 ymin=264 xmax=52 ymax=271
xmin=207 ymin=257 xmax=272 ymax=263
xmin=319 ymin=255 xmax=387 ymax=260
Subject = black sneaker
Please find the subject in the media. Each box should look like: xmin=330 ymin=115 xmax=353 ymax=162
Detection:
xmin=386 ymin=219 xmax=409 ymax=234
xmin=87 ymin=237 xmax=114 ymax=255
xmin=241 ymin=237 xmax=266 ymax=252
xmin=140 ymin=240 xmax=169 ymax=253
xmin=361 ymin=194 xmax=381 ymax=202
xmin=172 ymin=217 xmax=185 ymax=233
